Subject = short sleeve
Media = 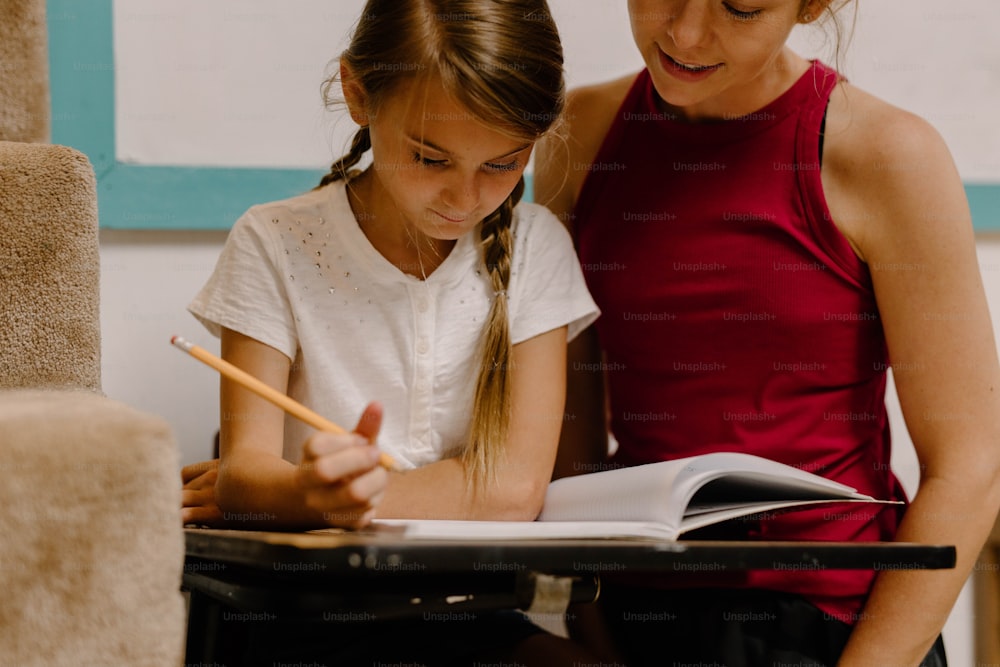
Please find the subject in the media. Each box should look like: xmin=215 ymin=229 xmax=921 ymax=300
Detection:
xmin=508 ymin=203 xmax=600 ymax=344
xmin=187 ymin=209 xmax=298 ymax=360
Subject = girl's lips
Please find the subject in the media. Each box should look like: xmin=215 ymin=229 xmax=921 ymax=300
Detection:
xmin=433 ymin=210 xmax=467 ymax=223
xmin=659 ymin=49 xmax=723 ymax=81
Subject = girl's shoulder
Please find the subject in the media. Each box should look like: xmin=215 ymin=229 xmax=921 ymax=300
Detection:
xmin=241 ymin=182 xmax=342 ymax=227
xmin=512 ymin=199 xmax=568 ymax=234
xmin=511 ymin=200 xmax=577 ymax=251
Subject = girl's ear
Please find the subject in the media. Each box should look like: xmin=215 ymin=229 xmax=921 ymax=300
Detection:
xmin=798 ymin=0 xmax=833 ymax=23
xmin=341 ymin=61 xmax=369 ymax=126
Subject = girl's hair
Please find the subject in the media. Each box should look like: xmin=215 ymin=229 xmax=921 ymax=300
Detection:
xmin=318 ymin=0 xmax=565 ymax=488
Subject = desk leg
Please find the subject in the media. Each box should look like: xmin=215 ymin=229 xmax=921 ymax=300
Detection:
xmin=974 ymin=544 xmax=1000 ymax=665
xmin=185 ymin=588 xmax=223 ymax=664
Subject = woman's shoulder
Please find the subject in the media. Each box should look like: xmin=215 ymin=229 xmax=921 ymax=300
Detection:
xmin=563 ymin=73 xmax=640 ymax=168
xmin=825 ymin=82 xmax=949 ymax=172
xmin=822 ymin=81 xmax=963 ymax=258
xmin=536 ymin=72 xmax=640 ymax=228
xmin=566 ymin=73 xmax=639 ymax=131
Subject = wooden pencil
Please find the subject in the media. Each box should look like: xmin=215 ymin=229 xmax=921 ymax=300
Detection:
xmin=171 ymin=335 xmax=400 ymax=471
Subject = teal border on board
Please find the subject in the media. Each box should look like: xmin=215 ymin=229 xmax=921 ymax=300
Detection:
xmin=47 ymin=0 xmax=322 ymax=230
xmin=46 ymin=0 xmax=998 ymax=231
xmin=966 ymin=185 xmax=1000 ymax=232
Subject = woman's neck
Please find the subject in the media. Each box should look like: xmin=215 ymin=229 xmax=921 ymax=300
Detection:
xmin=659 ymin=48 xmax=810 ymax=122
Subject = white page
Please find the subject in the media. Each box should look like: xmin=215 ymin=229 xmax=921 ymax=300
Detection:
xmin=368 ymin=519 xmax=679 ymax=541
xmin=539 ymin=458 xmax=690 ymax=528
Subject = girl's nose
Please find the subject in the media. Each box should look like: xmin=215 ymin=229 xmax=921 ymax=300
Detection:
xmin=441 ymin=172 xmax=479 ymax=216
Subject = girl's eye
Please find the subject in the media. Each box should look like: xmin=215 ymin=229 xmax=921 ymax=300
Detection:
xmin=484 ymin=160 xmax=520 ymax=174
xmin=723 ymin=3 xmax=762 ymax=21
xmin=413 ymin=152 xmax=447 ymax=168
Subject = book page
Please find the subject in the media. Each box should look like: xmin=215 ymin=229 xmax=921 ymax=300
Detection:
xmin=367 ymin=519 xmax=678 ymax=541
xmin=364 ymin=453 xmax=887 ymax=542
xmin=539 ymin=452 xmax=872 ymax=530
xmin=678 ymin=498 xmax=900 ymax=534
xmin=539 ymin=459 xmax=692 ymax=529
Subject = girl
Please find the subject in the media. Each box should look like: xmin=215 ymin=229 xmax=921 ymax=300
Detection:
xmin=186 ymin=0 xmax=597 ymax=663
xmin=537 ymin=1 xmax=1000 ymax=665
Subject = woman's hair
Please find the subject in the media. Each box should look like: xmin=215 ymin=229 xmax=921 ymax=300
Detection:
xmin=318 ymin=0 xmax=565 ymax=488
xmin=801 ymin=0 xmax=857 ymax=74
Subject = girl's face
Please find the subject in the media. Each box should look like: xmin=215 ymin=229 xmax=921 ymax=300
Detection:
xmin=627 ymin=0 xmax=820 ymax=119
xmin=362 ymin=77 xmax=533 ymax=244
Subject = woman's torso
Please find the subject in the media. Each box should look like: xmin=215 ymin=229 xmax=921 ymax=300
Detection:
xmin=570 ymin=59 xmax=907 ymax=620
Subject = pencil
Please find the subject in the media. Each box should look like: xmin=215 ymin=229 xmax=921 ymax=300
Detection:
xmin=171 ymin=335 xmax=400 ymax=472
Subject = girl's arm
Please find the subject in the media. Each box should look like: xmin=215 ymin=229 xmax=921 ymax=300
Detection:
xmin=219 ymin=324 xmax=570 ymax=525
xmin=215 ymin=327 xmax=387 ymax=530
xmin=824 ymin=86 xmax=1000 ymax=666
xmin=374 ymin=326 xmax=569 ymax=521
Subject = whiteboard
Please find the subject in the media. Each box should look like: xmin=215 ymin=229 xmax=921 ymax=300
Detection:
xmin=113 ymin=0 xmax=1000 ymax=182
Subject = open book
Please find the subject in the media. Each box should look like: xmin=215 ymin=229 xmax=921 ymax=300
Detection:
xmin=367 ymin=452 xmax=899 ymax=542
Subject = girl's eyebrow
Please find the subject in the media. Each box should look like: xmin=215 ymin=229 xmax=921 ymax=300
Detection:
xmin=406 ymin=135 xmax=532 ymax=161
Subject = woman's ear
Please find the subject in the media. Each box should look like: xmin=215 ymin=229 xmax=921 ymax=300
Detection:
xmin=341 ymin=61 xmax=369 ymax=126
xmin=799 ymin=0 xmax=833 ymax=23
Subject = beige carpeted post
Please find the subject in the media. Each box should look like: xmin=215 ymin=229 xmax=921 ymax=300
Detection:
xmin=0 ymin=6 xmax=187 ymax=665
xmin=0 ymin=390 xmax=186 ymax=667
xmin=0 ymin=0 xmax=51 ymax=143
xmin=0 ymin=141 xmax=101 ymax=391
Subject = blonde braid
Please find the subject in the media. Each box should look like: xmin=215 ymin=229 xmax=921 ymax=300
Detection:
xmin=316 ymin=127 xmax=371 ymax=189
xmin=463 ymin=177 xmax=523 ymax=487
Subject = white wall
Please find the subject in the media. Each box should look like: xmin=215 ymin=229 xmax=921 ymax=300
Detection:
xmin=101 ymin=2 xmax=1000 ymax=664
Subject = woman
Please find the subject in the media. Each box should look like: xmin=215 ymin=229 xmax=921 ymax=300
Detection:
xmin=536 ymin=1 xmax=1000 ymax=664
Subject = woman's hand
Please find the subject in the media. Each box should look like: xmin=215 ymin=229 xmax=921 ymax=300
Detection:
xmin=295 ymin=402 xmax=388 ymax=529
xmin=181 ymin=459 xmax=224 ymax=526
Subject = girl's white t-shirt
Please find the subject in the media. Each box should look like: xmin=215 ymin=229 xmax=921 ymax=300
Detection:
xmin=189 ymin=181 xmax=599 ymax=467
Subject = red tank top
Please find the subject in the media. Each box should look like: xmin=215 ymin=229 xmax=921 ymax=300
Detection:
xmin=574 ymin=61 xmax=907 ymax=622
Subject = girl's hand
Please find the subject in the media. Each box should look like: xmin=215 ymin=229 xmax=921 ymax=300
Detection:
xmin=181 ymin=459 xmax=224 ymax=526
xmin=295 ymin=402 xmax=388 ymax=529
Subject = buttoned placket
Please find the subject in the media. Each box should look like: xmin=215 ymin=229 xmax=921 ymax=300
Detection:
xmin=407 ymin=281 xmax=437 ymax=457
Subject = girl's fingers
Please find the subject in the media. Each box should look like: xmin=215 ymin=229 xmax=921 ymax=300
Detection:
xmin=182 ymin=469 xmax=218 ymax=492
xmin=353 ymin=401 xmax=383 ymax=442
xmin=318 ymin=505 xmax=380 ymax=530
xmin=297 ymin=442 xmax=382 ymax=487
xmin=181 ymin=505 xmax=224 ymax=526
xmin=182 ymin=459 xmax=219 ymax=484
xmin=181 ymin=486 xmax=223 ymax=508
xmin=302 ymin=466 xmax=388 ymax=519
xmin=301 ymin=432 xmax=368 ymax=461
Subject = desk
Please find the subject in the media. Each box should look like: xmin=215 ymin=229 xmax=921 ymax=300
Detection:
xmin=183 ymin=528 xmax=955 ymax=663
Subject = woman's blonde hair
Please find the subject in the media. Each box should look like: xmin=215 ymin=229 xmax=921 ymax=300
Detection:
xmin=317 ymin=0 xmax=565 ymax=488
